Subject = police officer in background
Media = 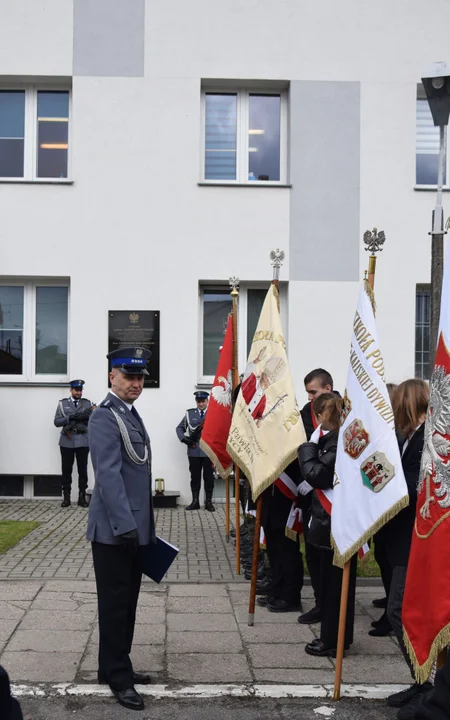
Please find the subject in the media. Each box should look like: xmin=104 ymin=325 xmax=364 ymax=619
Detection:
xmin=176 ymin=391 xmax=215 ymax=511
xmin=54 ymin=379 xmax=95 ymax=508
xmin=87 ymin=346 xmax=154 ymax=712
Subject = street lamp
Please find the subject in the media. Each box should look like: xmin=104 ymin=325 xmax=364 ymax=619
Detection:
xmin=421 ymin=62 xmax=450 ymax=366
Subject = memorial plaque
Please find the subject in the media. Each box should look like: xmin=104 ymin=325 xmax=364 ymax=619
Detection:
xmin=108 ymin=311 xmax=160 ymax=388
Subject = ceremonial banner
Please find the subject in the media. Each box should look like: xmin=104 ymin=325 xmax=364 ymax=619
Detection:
xmin=332 ymin=283 xmax=409 ymax=566
xmin=226 ymin=284 xmax=306 ymax=500
xmin=200 ymin=315 xmax=233 ymax=478
xmin=403 ymin=237 xmax=450 ymax=683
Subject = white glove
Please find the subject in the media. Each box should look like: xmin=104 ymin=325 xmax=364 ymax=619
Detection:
xmin=298 ymin=481 xmax=314 ymax=496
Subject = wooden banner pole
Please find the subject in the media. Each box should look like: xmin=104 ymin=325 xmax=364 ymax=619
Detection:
xmin=230 ymin=278 xmax=241 ymax=568
xmin=248 ymin=495 xmax=262 ymax=626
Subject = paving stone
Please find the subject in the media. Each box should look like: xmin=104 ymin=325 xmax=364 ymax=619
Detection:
xmin=169 ymin=585 xmax=228 ymax=596
xmin=248 ymin=643 xmax=334 ymax=669
xmin=168 ymin=630 xmax=243 ymax=653
xmin=168 ymin=596 xmax=233 ymax=613
xmin=20 ymin=610 xmax=96 ymax=631
xmin=135 ymin=608 xmax=166 ymax=624
xmin=0 ymin=650 xmax=82 ymax=682
xmin=0 ymin=583 xmax=42 ymax=600
xmin=339 ymin=655 xmax=412 ymax=684
xmin=6 ymin=629 xmax=89 ymax=653
xmin=234 ymin=606 xmax=301 ymax=624
xmin=42 ymin=581 xmax=98 ymax=593
xmin=238 ymin=622 xmax=316 ymax=644
xmin=130 ymin=645 xmax=165 ymax=672
xmin=168 ymin=653 xmax=252 ymax=682
xmin=0 ymin=618 xmax=21 ymax=642
xmin=168 ymin=613 xmax=238 ymax=632
xmin=0 ymin=601 xmax=27 ymax=621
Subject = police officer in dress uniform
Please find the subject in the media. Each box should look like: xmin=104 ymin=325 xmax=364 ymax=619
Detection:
xmin=87 ymin=347 xmax=155 ymax=712
xmin=54 ymin=379 xmax=95 ymax=508
xmin=176 ymin=391 xmax=215 ymax=511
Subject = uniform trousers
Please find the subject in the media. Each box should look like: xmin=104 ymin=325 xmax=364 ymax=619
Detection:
xmin=387 ymin=565 xmax=414 ymax=677
xmin=415 ymin=649 xmax=450 ymax=720
xmin=373 ymin=525 xmax=392 ymax=600
xmin=92 ymin=541 xmax=143 ymax=691
xmin=264 ymin=527 xmax=303 ymax=605
xmin=60 ymin=446 xmax=89 ymax=493
xmin=318 ymin=549 xmax=357 ymax=649
xmin=302 ymin=505 xmax=322 ymax=606
xmin=188 ymin=457 xmax=214 ymax=495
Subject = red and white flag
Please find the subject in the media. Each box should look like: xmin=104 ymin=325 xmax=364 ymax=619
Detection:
xmin=200 ymin=315 xmax=233 ymax=478
xmin=403 ymin=236 xmax=450 ymax=683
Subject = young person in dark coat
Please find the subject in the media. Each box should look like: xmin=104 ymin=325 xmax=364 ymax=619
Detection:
xmin=298 ymin=368 xmax=334 ymax=624
xmin=298 ymin=393 xmax=357 ymax=657
xmin=259 ymin=459 xmax=304 ymax=612
xmin=384 ymin=379 xmax=432 ymax=720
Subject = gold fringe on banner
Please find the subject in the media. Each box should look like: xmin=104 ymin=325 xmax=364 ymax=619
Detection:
xmin=403 ymin=623 xmax=450 ymax=685
xmin=331 ymin=494 xmax=409 ymax=567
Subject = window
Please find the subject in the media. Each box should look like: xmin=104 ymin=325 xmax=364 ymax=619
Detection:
xmin=0 ymin=281 xmax=69 ymax=380
xmin=416 ymin=89 xmax=448 ymax=186
xmin=199 ymin=283 xmax=285 ymax=382
xmin=33 ymin=476 xmax=61 ymax=497
xmin=0 ymin=87 xmax=70 ymax=180
xmin=202 ymin=88 xmax=287 ymax=184
xmin=415 ymin=285 xmax=431 ymax=380
xmin=0 ymin=475 xmax=24 ymax=497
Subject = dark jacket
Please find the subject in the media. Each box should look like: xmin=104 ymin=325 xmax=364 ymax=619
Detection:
xmin=298 ymin=430 xmax=338 ymax=549
xmin=0 ymin=666 xmax=23 ymax=720
xmin=300 ymin=401 xmax=315 ymax=441
xmin=261 ymin=460 xmax=300 ymax=531
xmin=384 ymin=423 xmax=424 ymax=567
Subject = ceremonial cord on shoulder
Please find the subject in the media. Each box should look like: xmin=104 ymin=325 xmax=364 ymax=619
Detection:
xmin=109 ymin=408 xmax=149 ymax=466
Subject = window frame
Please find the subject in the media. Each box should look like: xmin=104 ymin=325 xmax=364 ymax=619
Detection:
xmin=200 ymin=88 xmax=288 ymax=186
xmin=198 ymin=282 xmax=288 ymax=385
xmin=415 ymin=85 xmax=449 ymax=190
xmin=415 ymin=284 xmax=431 ymax=381
xmin=0 ymin=279 xmax=70 ymax=383
xmin=0 ymin=83 xmax=72 ymax=182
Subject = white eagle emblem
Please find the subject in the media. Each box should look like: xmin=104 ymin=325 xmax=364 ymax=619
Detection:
xmin=419 ymin=364 xmax=450 ymax=518
xmin=212 ymin=371 xmax=232 ymax=407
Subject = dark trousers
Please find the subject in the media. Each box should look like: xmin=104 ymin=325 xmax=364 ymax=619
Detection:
xmin=373 ymin=527 xmax=392 ymax=599
xmin=303 ymin=506 xmax=322 ymax=605
xmin=318 ymin=549 xmax=357 ymax=649
xmin=387 ymin=565 xmax=415 ymax=679
xmin=416 ymin=650 xmax=450 ymax=719
xmin=188 ymin=457 xmax=214 ymax=496
xmin=264 ymin=526 xmax=303 ymax=605
xmin=92 ymin=542 xmax=143 ymax=691
xmin=60 ymin=446 xmax=89 ymax=493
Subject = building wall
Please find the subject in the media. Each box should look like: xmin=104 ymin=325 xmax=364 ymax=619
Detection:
xmin=0 ymin=0 xmax=448 ymax=500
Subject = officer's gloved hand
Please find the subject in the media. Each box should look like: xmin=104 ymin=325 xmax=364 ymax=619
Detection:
xmin=117 ymin=529 xmax=139 ymax=548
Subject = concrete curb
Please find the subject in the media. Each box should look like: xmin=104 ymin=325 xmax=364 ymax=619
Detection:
xmin=12 ymin=682 xmax=409 ymax=700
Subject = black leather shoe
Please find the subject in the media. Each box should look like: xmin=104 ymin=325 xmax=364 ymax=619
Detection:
xmin=387 ymin=683 xmax=432 ymax=708
xmin=304 ymin=640 xmax=349 ymax=657
xmin=77 ymin=493 xmax=89 ymax=508
xmin=255 ymin=578 xmax=273 ymax=594
xmin=368 ymin=618 xmax=392 ymax=636
xmin=205 ymin=500 xmax=216 ymax=512
xmin=256 ymin=595 xmax=277 ymax=607
xmin=297 ymin=606 xmax=322 ymax=624
xmin=112 ymin=687 xmax=144 ymax=710
xmin=372 ymin=596 xmax=387 ymax=609
xmin=98 ymin=672 xmax=151 ymax=686
xmin=267 ymin=598 xmax=302 ymax=613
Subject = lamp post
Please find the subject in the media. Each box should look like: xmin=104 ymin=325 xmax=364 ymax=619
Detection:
xmin=421 ymin=62 xmax=450 ymax=367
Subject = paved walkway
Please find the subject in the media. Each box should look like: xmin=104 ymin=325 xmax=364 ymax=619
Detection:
xmin=0 ymin=580 xmax=410 ymax=688
xmin=0 ymin=501 xmax=239 ymax=581
xmin=0 ymin=500 xmax=410 ymax=691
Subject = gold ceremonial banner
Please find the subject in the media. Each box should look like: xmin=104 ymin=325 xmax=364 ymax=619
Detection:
xmin=226 ymin=285 xmax=306 ymax=500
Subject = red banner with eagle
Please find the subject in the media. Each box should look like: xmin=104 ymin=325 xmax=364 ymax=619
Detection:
xmin=403 ymin=237 xmax=450 ymax=683
xmin=200 ymin=315 xmax=233 ymax=479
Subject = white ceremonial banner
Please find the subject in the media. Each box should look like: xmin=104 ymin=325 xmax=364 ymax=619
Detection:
xmin=332 ymin=284 xmax=409 ymax=566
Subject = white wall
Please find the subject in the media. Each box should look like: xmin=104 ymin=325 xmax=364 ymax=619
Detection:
xmin=1 ymin=0 xmax=449 ymax=501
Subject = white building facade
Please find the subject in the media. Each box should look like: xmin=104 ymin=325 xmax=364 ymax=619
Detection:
xmin=0 ymin=0 xmax=447 ymax=502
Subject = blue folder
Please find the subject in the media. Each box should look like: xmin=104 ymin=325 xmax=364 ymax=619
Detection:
xmin=140 ymin=537 xmax=179 ymax=583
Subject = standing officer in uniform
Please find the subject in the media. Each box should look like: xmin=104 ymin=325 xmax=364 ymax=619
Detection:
xmin=87 ymin=346 xmax=154 ymax=712
xmin=176 ymin=391 xmax=215 ymax=511
xmin=54 ymin=379 xmax=95 ymax=508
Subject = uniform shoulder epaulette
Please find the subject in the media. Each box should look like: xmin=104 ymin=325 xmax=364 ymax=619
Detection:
xmin=99 ymin=399 xmax=111 ymax=408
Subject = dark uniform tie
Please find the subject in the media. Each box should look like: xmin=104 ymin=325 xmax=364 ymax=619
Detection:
xmin=200 ymin=410 xmax=204 ymax=420
xmin=73 ymin=400 xmax=78 ymax=409
xmin=131 ymin=406 xmax=143 ymax=430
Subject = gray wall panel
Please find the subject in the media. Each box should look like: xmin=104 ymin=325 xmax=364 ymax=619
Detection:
xmin=73 ymin=0 xmax=145 ymax=77
xmin=289 ymin=81 xmax=360 ymax=281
